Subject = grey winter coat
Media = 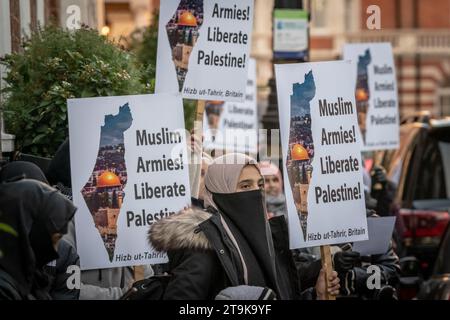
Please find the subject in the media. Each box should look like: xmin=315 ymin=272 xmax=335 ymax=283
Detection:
xmin=63 ymin=219 xmax=153 ymax=300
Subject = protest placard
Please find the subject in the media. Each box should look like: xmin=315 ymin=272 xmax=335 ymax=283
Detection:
xmin=275 ymin=60 xmax=368 ymax=249
xmin=155 ymin=0 xmax=254 ymax=102
xmin=68 ymin=94 xmax=191 ymax=269
xmin=203 ymin=58 xmax=258 ymax=155
xmin=353 ymin=216 xmax=396 ymax=256
xmin=343 ymin=43 xmax=400 ymax=151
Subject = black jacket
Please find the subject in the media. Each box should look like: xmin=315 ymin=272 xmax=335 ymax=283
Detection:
xmin=294 ymin=208 xmax=400 ymax=300
xmin=43 ymin=239 xmax=80 ymax=300
xmin=149 ymin=208 xmax=303 ymax=300
xmin=371 ymin=181 xmax=396 ymax=217
xmin=0 ymin=269 xmax=24 ymax=300
xmin=0 ymin=179 xmax=76 ymax=300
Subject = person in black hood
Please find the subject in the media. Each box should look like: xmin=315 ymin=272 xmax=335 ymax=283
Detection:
xmin=0 ymin=161 xmax=49 ymax=184
xmin=0 ymin=178 xmax=76 ymax=299
xmin=149 ymin=153 xmax=340 ymax=300
xmin=370 ymin=165 xmax=396 ymax=217
xmin=332 ymin=209 xmax=400 ymax=299
xmin=46 ymin=139 xmax=153 ymax=299
xmin=295 ymin=209 xmax=400 ymax=300
xmin=0 ymin=161 xmax=80 ymax=300
xmin=46 ymin=138 xmax=72 ymax=193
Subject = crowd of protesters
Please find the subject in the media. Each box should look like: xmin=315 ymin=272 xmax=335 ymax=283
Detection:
xmin=0 ymin=136 xmax=400 ymax=300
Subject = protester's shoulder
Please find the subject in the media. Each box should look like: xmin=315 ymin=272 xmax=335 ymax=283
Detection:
xmin=0 ymin=178 xmax=63 ymax=201
xmin=1 ymin=177 xmax=45 ymax=192
xmin=55 ymin=239 xmax=79 ymax=271
xmin=0 ymin=270 xmax=23 ymax=300
xmin=148 ymin=207 xmax=213 ymax=252
xmin=269 ymin=215 xmax=289 ymax=238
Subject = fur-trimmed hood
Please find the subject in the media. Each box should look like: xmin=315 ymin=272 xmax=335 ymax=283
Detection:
xmin=148 ymin=208 xmax=213 ymax=252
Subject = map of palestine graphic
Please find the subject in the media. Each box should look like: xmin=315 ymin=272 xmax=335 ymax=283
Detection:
xmin=166 ymin=0 xmax=204 ymax=91
xmin=355 ymin=49 xmax=371 ymax=143
xmin=286 ymin=71 xmax=316 ymax=241
xmin=81 ymin=103 xmax=133 ymax=262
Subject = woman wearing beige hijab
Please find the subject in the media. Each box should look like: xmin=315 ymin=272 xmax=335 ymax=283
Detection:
xmin=149 ymin=153 xmax=339 ymax=300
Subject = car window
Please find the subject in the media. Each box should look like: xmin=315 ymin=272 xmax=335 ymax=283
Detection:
xmin=400 ymin=134 xmax=422 ymax=204
xmin=433 ymin=224 xmax=450 ymax=275
xmin=413 ymin=137 xmax=448 ymax=200
xmin=439 ymin=142 xmax=450 ymax=199
xmin=388 ymin=125 xmax=421 ymax=186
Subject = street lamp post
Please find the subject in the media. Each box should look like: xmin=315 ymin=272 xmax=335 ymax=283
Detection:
xmin=261 ymin=0 xmax=309 ymax=166
xmin=264 ymin=3 xmax=336 ymax=300
xmin=262 ymin=0 xmax=309 ymax=131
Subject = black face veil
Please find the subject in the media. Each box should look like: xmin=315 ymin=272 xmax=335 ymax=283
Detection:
xmin=211 ymin=189 xmax=280 ymax=295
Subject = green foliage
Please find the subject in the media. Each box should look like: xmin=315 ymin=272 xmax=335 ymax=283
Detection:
xmin=0 ymin=223 xmax=18 ymax=237
xmin=127 ymin=14 xmax=159 ymax=91
xmin=183 ymin=99 xmax=197 ymax=131
xmin=0 ymin=218 xmax=18 ymax=259
xmin=1 ymin=25 xmax=150 ymax=157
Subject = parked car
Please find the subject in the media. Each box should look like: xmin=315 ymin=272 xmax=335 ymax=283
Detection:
xmin=416 ymin=222 xmax=450 ymax=300
xmin=377 ymin=119 xmax=450 ymax=279
xmin=399 ymin=110 xmax=431 ymax=125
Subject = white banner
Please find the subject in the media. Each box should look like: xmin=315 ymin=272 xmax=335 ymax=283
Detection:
xmin=275 ymin=60 xmax=368 ymax=249
xmin=156 ymin=0 xmax=254 ymax=102
xmin=203 ymin=58 xmax=258 ymax=154
xmin=68 ymin=94 xmax=191 ymax=269
xmin=343 ymin=43 xmax=400 ymax=151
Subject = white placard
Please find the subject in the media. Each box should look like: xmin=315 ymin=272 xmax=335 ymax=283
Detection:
xmin=353 ymin=217 xmax=396 ymax=256
xmin=156 ymin=0 xmax=254 ymax=102
xmin=343 ymin=43 xmax=400 ymax=151
xmin=203 ymin=58 xmax=258 ymax=154
xmin=68 ymin=94 xmax=191 ymax=269
xmin=275 ymin=60 xmax=368 ymax=249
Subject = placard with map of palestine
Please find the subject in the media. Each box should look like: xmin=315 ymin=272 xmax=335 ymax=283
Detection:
xmin=155 ymin=0 xmax=254 ymax=102
xmin=343 ymin=43 xmax=400 ymax=151
xmin=275 ymin=60 xmax=368 ymax=249
xmin=202 ymin=58 xmax=258 ymax=154
xmin=68 ymin=94 xmax=191 ymax=269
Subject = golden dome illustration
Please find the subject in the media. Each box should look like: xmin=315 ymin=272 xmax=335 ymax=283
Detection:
xmin=207 ymin=100 xmax=224 ymax=105
xmin=179 ymin=11 xmax=198 ymax=26
xmin=291 ymin=144 xmax=310 ymax=161
xmin=97 ymin=171 xmax=121 ymax=188
xmin=356 ymin=88 xmax=368 ymax=101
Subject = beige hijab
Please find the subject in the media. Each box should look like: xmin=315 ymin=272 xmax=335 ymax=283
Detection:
xmin=203 ymin=153 xmax=266 ymax=285
xmin=203 ymin=153 xmax=258 ymax=210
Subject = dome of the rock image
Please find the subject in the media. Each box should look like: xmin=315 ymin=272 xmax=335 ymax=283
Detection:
xmin=207 ymin=100 xmax=224 ymax=105
xmin=178 ymin=11 xmax=197 ymax=26
xmin=291 ymin=144 xmax=310 ymax=161
xmin=97 ymin=171 xmax=121 ymax=188
xmin=356 ymin=88 xmax=368 ymax=101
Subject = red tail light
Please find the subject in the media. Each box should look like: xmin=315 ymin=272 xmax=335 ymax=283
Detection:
xmin=400 ymin=209 xmax=449 ymax=238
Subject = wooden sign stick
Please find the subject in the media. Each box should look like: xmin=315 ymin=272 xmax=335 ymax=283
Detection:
xmin=320 ymin=245 xmax=336 ymax=300
xmin=189 ymin=100 xmax=206 ymax=199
